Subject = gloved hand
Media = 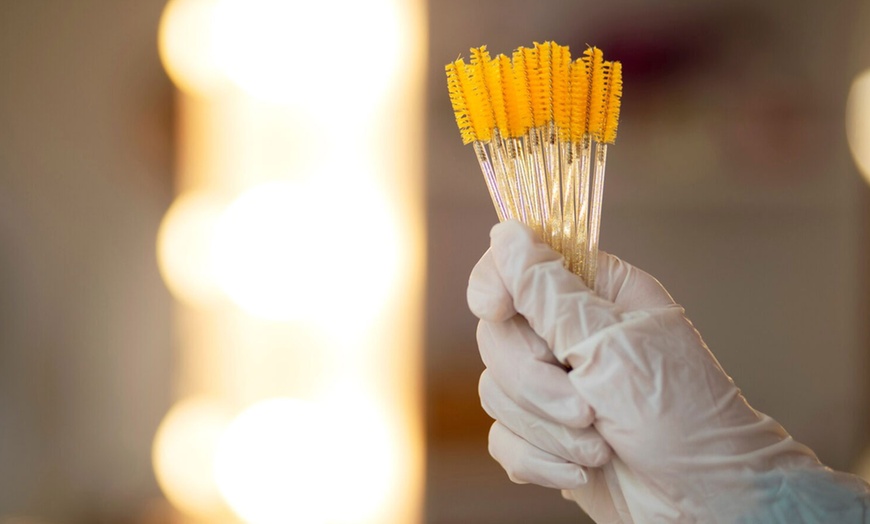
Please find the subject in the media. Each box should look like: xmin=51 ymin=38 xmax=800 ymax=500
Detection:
xmin=468 ymin=220 xmax=870 ymax=523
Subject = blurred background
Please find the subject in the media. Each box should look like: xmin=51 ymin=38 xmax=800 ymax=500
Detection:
xmin=1 ymin=1 xmax=870 ymax=523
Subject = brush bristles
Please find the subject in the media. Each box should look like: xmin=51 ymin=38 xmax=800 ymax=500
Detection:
xmin=456 ymin=59 xmax=492 ymax=143
xmin=569 ymin=58 xmax=589 ymax=142
xmin=466 ymin=56 xmax=495 ymax=140
xmin=552 ymin=43 xmax=571 ymax=139
xmin=487 ymin=59 xmax=509 ymax=136
xmin=511 ymin=49 xmax=534 ymax=136
xmin=603 ymin=61 xmax=622 ymax=144
xmin=585 ymin=47 xmax=608 ymax=143
xmin=470 ymin=46 xmax=500 ymax=139
xmin=527 ymin=42 xmax=553 ymax=127
xmin=518 ymin=47 xmax=541 ymax=128
xmin=499 ymin=54 xmax=523 ymax=138
xmin=444 ymin=41 xmax=624 ymax=283
xmin=445 ymin=42 xmax=621 ymax=145
xmin=445 ymin=61 xmax=475 ymax=144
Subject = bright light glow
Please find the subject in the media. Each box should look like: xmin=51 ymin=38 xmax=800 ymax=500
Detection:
xmin=214 ymin=397 xmax=396 ymax=524
xmin=152 ymin=397 xmax=233 ymax=518
xmin=157 ymin=190 xmax=227 ymax=307
xmin=846 ymin=69 xmax=870 ymax=186
xmin=211 ymin=177 xmax=400 ymax=323
xmin=319 ymin=391 xmax=399 ymax=524
xmin=214 ymin=398 xmax=326 ymax=524
xmin=155 ymin=0 xmax=426 ymax=520
xmin=211 ymin=0 xmax=405 ymax=111
xmin=158 ymin=0 xmax=227 ymax=95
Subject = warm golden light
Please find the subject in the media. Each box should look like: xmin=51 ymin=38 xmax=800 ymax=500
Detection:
xmin=158 ymin=0 xmax=227 ymax=96
xmin=156 ymin=190 xmax=227 ymax=307
xmin=319 ymin=390 xmax=400 ymax=524
xmin=213 ymin=396 xmax=397 ymax=524
xmin=210 ymin=178 xmax=400 ymax=324
xmin=214 ymin=398 xmax=327 ymax=524
xmin=155 ymin=0 xmax=427 ymax=520
xmin=210 ymin=0 xmax=405 ymax=110
xmin=846 ymin=69 xmax=870 ymax=185
xmin=152 ymin=397 xmax=233 ymax=519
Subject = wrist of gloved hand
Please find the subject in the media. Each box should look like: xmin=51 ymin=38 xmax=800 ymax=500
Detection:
xmin=469 ymin=220 xmax=870 ymax=523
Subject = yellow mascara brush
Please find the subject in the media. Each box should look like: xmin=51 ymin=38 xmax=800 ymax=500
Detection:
xmin=549 ymin=42 xmax=571 ymax=254
xmin=554 ymin=48 xmax=578 ymax=272
xmin=512 ymin=46 xmax=548 ymax=235
xmin=445 ymin=58 xmax=510 ymax=221
xmin=565 ymin=55 xmax=591 ymax=275
xmin=583 ymin=59 xmax=622 ymax=289
xmin=603 ymin=61 xmax=623 ymax=145
xmin=506 ymin=49 xmax=542 ymax=233
xmin=492 ymin=52 xmax=532 ymax=224
xmin=570 ymin=47 xmax=603 ymax=278
xmin=471 ymin=46 xmax=523 ymax=222
xmin=533 ymin=41 xmax=561 ymax=249
xmin=444 ymin=41 xmax=623 ymax=283
xmin=521 ymin=44 xmax=553 ymax=242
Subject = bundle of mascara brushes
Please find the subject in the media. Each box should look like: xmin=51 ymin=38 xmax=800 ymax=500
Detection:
xmin=445 ymin=42 xmax=622 ymax=289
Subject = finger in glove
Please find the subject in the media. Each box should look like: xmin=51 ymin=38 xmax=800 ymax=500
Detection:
xmin=488 ymin=422 xmax=591 ymax=490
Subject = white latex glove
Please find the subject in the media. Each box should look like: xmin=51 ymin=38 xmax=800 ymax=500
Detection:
xmin=468 ymin=220 xmax=870 ymax=523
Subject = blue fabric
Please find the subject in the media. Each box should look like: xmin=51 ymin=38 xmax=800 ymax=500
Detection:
xmin=737 ymin=469 xmax=870 ymax=524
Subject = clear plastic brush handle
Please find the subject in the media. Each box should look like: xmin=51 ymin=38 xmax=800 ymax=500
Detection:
xmin=559 ymin=140 xmax=577 ymax=273
xmin=573 ymin=135 xmax=592 ymax=280
xmin=544 ymin=122 xmax=563 ymax=253
xmin=490 ymin=129 xmax=524 ymax=222
xmin=505 ymin=137 xmax=533 ymax=226
xmin=516 ymin=136 xmax=544 ymax=236
xmin=528 ymin=126 xmax=551 ymax=241
xmin=474 ymin=141 xmax=510 ymax=222
xmin=583 ymin=142 xmax=607 ymax=290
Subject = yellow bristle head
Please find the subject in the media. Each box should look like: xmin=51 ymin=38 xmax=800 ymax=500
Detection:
xmin=498 ymin=54 xmax=521 ymax=138
xmin=551 ymin=43 xmax=571 ymax=138
xmin=448 ymin=58 xmax=492 ymax=144
xmin=585 ymin=47 xmax=608 ymax=142
xmin=471 ymin=46 xmax=508 ymax=137
xmin=520 ymin=46 xmax=543 ymax=127
xmin=603 ymin=61 xmax=622 ymax=144
xmin=569 ymin=58 xmax=589 ymax=141
xmin=447 ymin=43 xmax=622 ymax=145
xmin=469 ymin=45 xmax=490 ymax=66
xmin=511 ymin=48 xmax=534 ymax=134
xmin=445 ymin=60 xmax=476 ymax=144
xmin=486 ymin=59 xmax=509 ymax=137
xmin=529 ymin=42 xmax=552 ymax=127
xmin=467 ymin=49 xmax=496 ymax=138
